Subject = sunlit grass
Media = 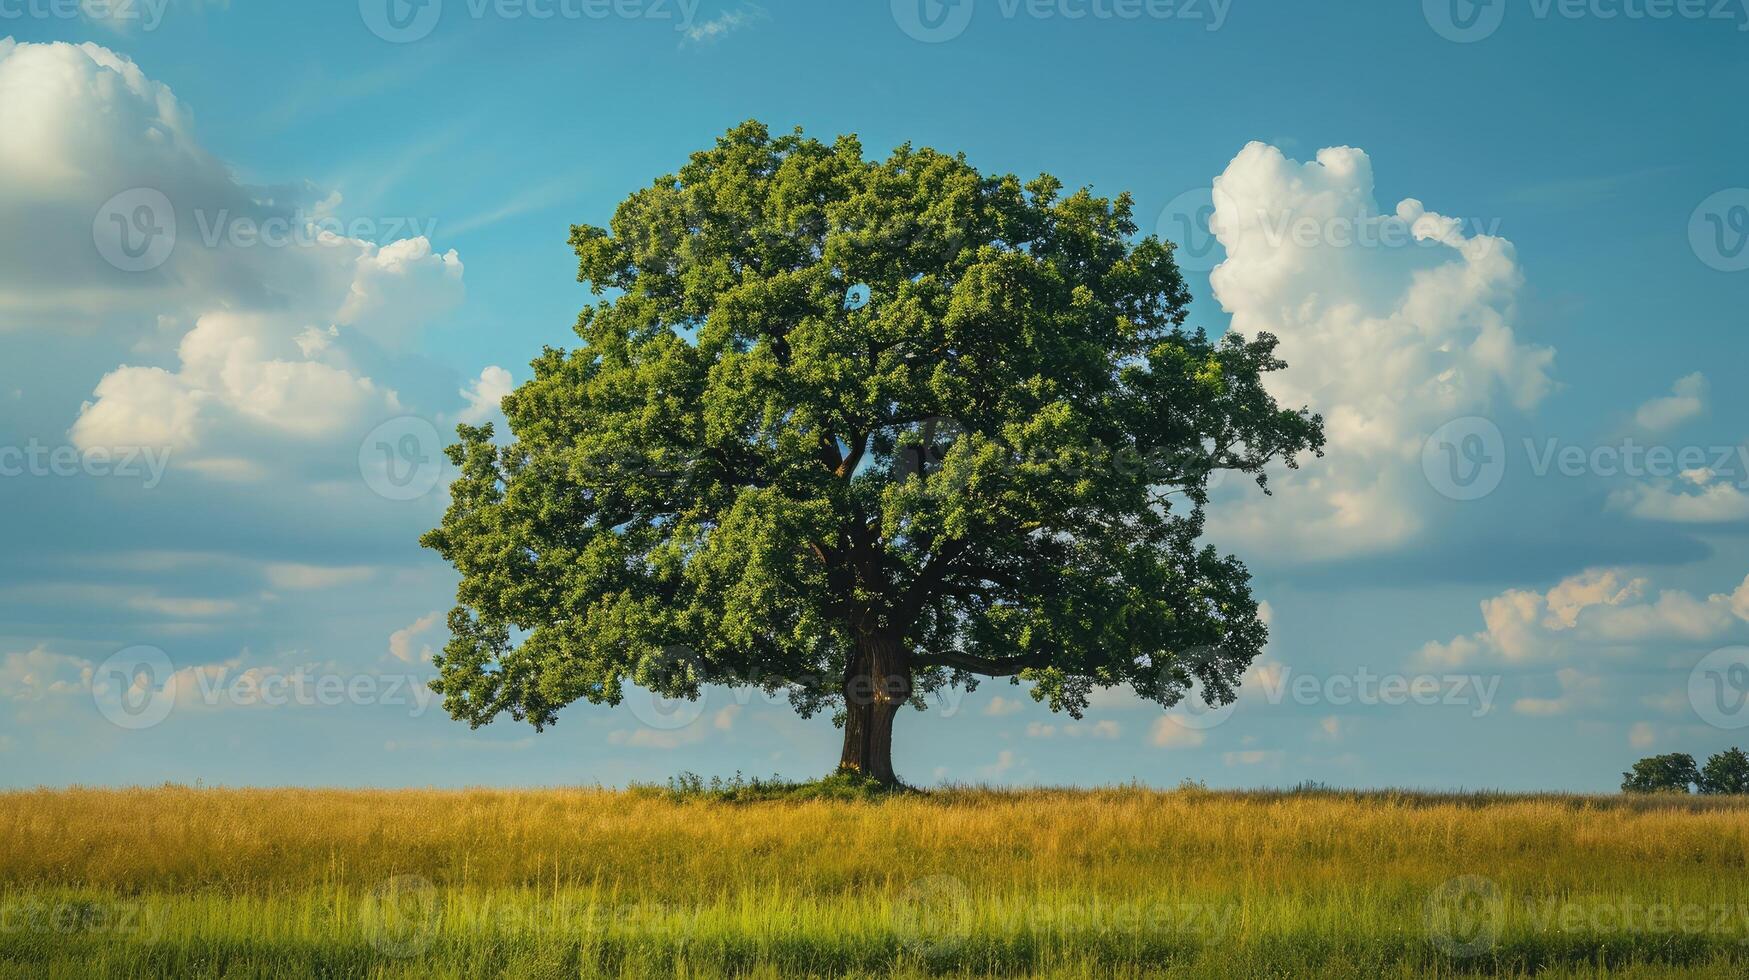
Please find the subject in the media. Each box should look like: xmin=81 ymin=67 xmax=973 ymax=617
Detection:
xmin=2 ymin=785 xmax=1747 ymax=977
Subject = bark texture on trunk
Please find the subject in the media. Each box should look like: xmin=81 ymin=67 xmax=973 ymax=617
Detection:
xmin=838 ymin=632 xmax=911 ymax=786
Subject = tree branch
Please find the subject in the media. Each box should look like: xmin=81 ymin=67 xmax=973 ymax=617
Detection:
xmin=913 ymin=650 xmax=1051 ymax=677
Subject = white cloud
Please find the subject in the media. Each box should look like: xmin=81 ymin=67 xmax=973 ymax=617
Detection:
xmin=1418 ymin=568 xmax=1749 ymax=668
xmin=977 ymin=748 xmax=1019 ymax=779
xmin=458 ymin=365 xmax=513 ymax=425
xmin=0 ymin=41 xmax=466 ymax=476
xmin=1511 ymin=667 xmax=1605 ymax=716
xmin=608 ymin=728 xmax=686 ymax=749
xmin=264 ymin=563 xmax=376 ymax=591
xmin=1634 ymin=372 xmax=1707 ymax=433
xmin=1150 ymin=716 xmax=1207 ymax=748
xmin=0 ymin=647 xmax=91 ymax=700
xmin=335 ymin=237 xmax=465 ymax=350
xmin=682 ymin=3 xmax=765 ymax=44
xmin=1025 ymin=720 xmax=1120 ymax=739
xmin=387 ymin=611 xmax=442 ymax=665
xmin=983 ymin=695 xmax=1025 ymax=717
xmin=1203 ymin=142 xmax=1555 ymax=561
xmin=1628 ymin=722 xmax=1658 ymax=750
xmin=1611 ymin=469 xmax=1749 ymax=524
xmin=125 ymin=595 xmax=244 ymax=618
xmin=0 ymin=40 xmax=360 ymax=325
xmin=1222 ymin=750 xmax=1283 ymax=766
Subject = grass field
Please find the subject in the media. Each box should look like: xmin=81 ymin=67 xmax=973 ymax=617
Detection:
xmin=3 ymin=782 xmax=1748 ymax=978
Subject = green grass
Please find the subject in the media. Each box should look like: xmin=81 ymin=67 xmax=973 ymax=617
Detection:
xmin=3 ymin=784 xmax=1748 ymax=977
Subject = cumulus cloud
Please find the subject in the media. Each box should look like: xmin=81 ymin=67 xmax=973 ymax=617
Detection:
xmin=1634 ymin=373 xmax=1707 ymax=433
xmin=387 ymin=611 xmax=442 ymax=665
xmin=1610 ymin=468 xmax=1749 ymax=524
xmin=1417 ymin=568 xmax=1749 ymax=669
xmin=977 ymin=749 xmax=1019 ymax=779
xmin=0 ymin=40 xmax=465 ymax=477
xmin=71 ymin=311 xmax=405 ymax=460
xmin=1203 ymin=143 xmax=1555 ymax=561
xmin=458 ymin=365 xmax=513 ymax=425
xmin=0 ymin=40 xmax=425 ymax=327
xmin=0 ymin=647 xmax=91 ymax=701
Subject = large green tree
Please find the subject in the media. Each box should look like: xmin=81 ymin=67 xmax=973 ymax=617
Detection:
xmin=422 ymin=122 xmax=1323 ymax=785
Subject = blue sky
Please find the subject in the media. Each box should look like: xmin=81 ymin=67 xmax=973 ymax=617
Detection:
xmin=1 ymin=0 xmax=1747 ymax=790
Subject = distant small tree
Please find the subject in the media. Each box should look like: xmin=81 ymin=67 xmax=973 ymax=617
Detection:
xmin=1699 ymin=748 xmax=1749 ymax=795
xmin=1620 ymin=753 xmax=1699 ymax=794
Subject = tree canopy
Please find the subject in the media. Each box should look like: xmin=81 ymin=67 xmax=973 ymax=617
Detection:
xmin=1621 ymin=753 xmax=1701 ymax=794
xmin=421 ymin=121 xmax=1324 ymax=783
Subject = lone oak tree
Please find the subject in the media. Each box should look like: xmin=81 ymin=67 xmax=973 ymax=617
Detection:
xmin=422 ymin=122 xmax=1323 ymax=785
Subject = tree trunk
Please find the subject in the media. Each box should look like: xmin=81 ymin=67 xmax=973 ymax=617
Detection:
xmin=838 ymin=631 xmax=911 ymax=786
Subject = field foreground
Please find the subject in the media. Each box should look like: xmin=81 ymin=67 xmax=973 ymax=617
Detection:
xmin=3 ymin=785 xmax=1749 ymax=978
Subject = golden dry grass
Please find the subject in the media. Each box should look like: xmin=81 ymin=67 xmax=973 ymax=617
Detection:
xmin=2 ymin=785 xmax=1747 ymax=977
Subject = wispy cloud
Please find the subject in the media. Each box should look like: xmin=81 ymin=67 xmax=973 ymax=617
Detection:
xmin=682 ymin=3 xmax=766 ymax=46
xmin=444 ymin=180 xmax=579 ymax=238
